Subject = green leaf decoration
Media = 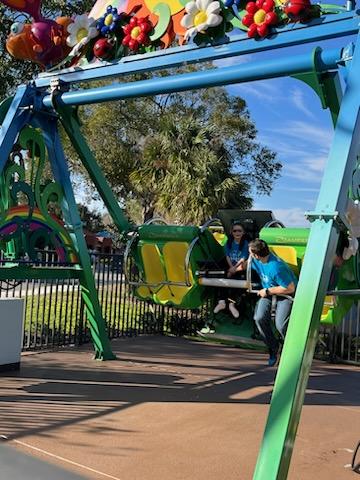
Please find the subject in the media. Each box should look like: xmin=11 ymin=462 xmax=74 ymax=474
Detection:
xmin=274 ymin=5 xmax=288 ymax=22
xmin=150 ymin=3 xmax=172 ymax=42
xmin=115 ymin=43 xmax=125 ymax=59
xmin=319 ymin=3 xmax=347 ymax=14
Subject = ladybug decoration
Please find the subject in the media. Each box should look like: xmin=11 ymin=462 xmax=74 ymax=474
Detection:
xmin=93 ymin=37 xmax=115 ymax=59
xmin=283 ymin=0 xmax=312 ymax=21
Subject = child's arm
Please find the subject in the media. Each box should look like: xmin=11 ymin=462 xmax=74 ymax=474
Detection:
xmin=234 ymin=258 xmax=246 ymax=271
xmin=226 ymin=255 xmax=233 ymax=269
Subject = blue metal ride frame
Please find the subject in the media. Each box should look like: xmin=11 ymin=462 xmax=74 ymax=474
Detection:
xmin=0 ymin=85 xmax=34 ymax=174
xmin=43 ymin=47 xmax=342 ymax=107
xmin=1 ymin=7 xmax=360 ymax=479
xmin=35 ymin=11 xmax=359 ymax=88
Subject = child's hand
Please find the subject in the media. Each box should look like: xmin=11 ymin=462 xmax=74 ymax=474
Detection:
xmin=236 ymin=260 xmax=245 ymax=271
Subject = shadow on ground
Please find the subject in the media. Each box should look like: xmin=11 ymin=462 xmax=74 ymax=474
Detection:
xmin=0 ymin=336 xmax=358 ymax=443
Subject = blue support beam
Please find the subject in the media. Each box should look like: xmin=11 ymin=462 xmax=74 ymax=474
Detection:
xmin=0 ymin=86 xmax=33 ymax=175
xmin=43 ymin=47 xmax=343 ymax=108
xmin=35 ymin=11 xmax=359 ymax=88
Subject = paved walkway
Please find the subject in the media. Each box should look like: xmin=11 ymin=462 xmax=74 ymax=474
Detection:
xmin=0 ymin=336 xmax=359 ymax=480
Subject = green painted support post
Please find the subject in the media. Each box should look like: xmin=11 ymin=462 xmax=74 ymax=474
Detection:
xmin=38 ymin=114 xmax=116 ymax=360
xmin=293 ymin=48 xmax=342 ymax=127
xmin=0 ymin=175 xmax=16 ymax=259
xmin=254 ymin=34 xmax=360 ymax=479
xmin=55 ymin=103 xmax=132 ymax=235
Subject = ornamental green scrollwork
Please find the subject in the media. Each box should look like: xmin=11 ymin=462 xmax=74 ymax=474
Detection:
xmin=0 ymin=126 xmax=78 ymax=264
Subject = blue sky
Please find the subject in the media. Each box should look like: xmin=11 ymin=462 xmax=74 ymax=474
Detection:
xmin=215 ymin=31 xmax=356 ymax=227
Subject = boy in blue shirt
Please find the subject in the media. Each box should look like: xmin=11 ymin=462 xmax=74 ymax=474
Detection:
xmin=249 ymin=239 xmax=297 ymax=366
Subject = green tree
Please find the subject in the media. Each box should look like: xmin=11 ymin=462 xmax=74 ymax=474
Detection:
xmin=79 ymin=86 xmax=281 ymax=224
xmin=78 ymin=203 xmax=104 ymax=232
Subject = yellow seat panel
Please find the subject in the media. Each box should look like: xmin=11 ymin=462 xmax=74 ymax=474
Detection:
xmin=137 ymin=285 xmax=152 ymax=298
xmin=160 ymin=242 xmax=193 ymax=305
xmin=139 ymin=244 xmax=166 ymax=295
xmin=155 ymin=285 xmax=187 ymax=305
xmin=136 ymin=242 xmax=197 ymax=306
xmin=321 ymin=295 xmax=335 ymax=320
xmin=270 ymin=245 xmax=300 ymax=276
xmin=213 ymin=232 xmax=226 ymax=245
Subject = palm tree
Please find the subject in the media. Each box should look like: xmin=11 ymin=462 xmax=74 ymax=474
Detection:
xmin=130 ymin=115 xmax=252 ymax=224
xmin=77 ymin=83 xmax=281 ymax=225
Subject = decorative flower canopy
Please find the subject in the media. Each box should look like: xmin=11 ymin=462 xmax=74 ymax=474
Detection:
xmin=0 ymin=0 xmax=342 ymax=69
xmin=67 ymin=13 xmax=98 ymax=54
xmin=97 ymin=5 xmax=122 ymax=36
xmin=181 ymin=0 xmax=222 ymax=41
xmin=242 ymin=0 xmax=278 ymax=38
xmin=223 ymin=0 xmax=241 ymax=8
xmin=122 ymin=17 xmax=153 ymax=51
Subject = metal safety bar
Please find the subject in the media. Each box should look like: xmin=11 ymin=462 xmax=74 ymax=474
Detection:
xmin=326 ymin=288 xmax=360 ymax=296
xmin=184 ymin=236 xmax=200 ymax=287
xmin=123 ymin=231 xmax=139 ymax=284
xmin=200 ymin=217 xmax=223 ymax=233
xmin=263 ymin=219 xmax=285 ymax=228
xmin=143 ymin=217 xmax=168 ymax=225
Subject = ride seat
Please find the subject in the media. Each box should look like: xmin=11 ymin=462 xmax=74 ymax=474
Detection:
xmin=156 ymin=242 xmax=193 ymax=304
xmin=136 ymin=242 xmax=194 ymax=305
xmin=321 ymin=295 xmax=335 ymax=320
xmin=270 ymin=245 xmax=334 ymax=321
xmin=270 ymin=245 xmax=301 ymax=276
xmin=212 ymin=231 xmax=226 ymax=245
xmin=136 ymin=244 xmax=165 ymax=298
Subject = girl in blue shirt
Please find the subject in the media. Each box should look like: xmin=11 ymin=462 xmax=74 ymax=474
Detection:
xmin=214 ymin=222 xmax=249 ymax=318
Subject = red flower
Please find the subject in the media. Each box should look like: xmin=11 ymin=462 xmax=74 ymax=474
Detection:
xmin=122 ymin=17 xmax=153 ymax=51
xmin=242 ymin=0 xmax=278 ymax=38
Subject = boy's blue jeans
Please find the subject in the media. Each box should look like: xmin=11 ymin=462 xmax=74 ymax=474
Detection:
xmin=253 ymin=296 xmax=293 ymax=354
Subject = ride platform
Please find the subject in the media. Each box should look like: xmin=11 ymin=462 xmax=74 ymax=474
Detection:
xmin=1 ymin=336 xmax=358 ymax=480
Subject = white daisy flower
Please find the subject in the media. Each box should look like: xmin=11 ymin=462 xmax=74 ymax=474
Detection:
xmin=181 ymin=0 xmax=222 ymax=41
xmin=66 ymin=14 xmax=98 ymax=51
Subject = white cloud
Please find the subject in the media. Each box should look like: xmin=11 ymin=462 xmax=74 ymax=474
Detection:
xmin=214 ymin=54 xmax=252 ymax=68
xmin=278 ymin=186 xmax=319 ymax=193
xmin=291 ymin=87 xmax=315 ymax=119
xmin=273 ymin=207 xmax=311 ymax=227
xmin=229 ymin=79 xmax=282 ymax=103
xmin=284 ymin=154 xmax=328 ymax=183
xmin=268 ymin=120 xmax=333 ymax=150
xmin=252 ymin=202 xmax=311 ymax=227
xmin=260 ymin=120 xmax=333 ymax=183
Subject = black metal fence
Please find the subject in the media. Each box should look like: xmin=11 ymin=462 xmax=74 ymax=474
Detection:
xmin=0 ymin=251 xmax=359 ymax=365
xmin=0 ymin=251 xmax=209 ymax=350
xmin=317 ymin=304 xmax=360 ymax=365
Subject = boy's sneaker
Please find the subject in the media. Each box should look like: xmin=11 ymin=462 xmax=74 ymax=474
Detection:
xmin=214 ymin=300 xmax=226 ymax=314
xmin=229 ymin=302 xmax=239 ymax=319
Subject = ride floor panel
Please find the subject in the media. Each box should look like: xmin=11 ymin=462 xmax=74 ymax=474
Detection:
xmin=0 ymin=336 xmax=358 ymax=480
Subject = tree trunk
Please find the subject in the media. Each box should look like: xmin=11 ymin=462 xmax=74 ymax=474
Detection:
xmin=143 ymin=203 xmax=155 ymax=223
